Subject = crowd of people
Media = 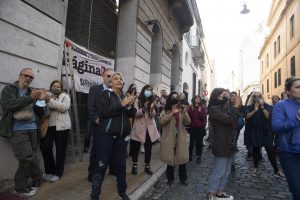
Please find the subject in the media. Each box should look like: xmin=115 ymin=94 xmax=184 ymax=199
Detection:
xmin=0 ymin=67 xmax=299 ymax=200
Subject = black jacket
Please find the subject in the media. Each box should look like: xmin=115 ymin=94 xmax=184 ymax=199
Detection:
xmin=87 ymin=84 xmax=104 ymax=124
xmin=96 ymin=89 xmax=136 ymax=138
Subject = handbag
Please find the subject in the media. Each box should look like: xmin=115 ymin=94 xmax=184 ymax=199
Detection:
xmin=39 ymin=117 xmax=49 ymax=138
xmin=39 ymin=110 xmax=52 ymax=138
xmin=13 ymin=105 xmax=34 ymax=120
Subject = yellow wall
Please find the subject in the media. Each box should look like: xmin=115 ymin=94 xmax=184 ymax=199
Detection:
xmin=259 ymin=0 xmax=300 ymax=102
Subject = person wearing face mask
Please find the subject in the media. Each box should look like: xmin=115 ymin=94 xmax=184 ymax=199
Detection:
xmin=130 ymin=85 xmax=160 ymax=175
xmin=244 ymin=92 xmax=285 ymax=179
xmin=41 ymin=80 xmax=71 ymax=182
xmin=187 ymin=95 xmax=207 ymax=163
xmin=206 ymin=88 xmax=240 ymax=200
xmin=159 ymin=92 xmax=191 ymax=186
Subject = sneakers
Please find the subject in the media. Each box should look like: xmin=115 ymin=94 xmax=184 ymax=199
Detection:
xmin=14 ymin=187 xmax=37 ymax=197
xmin=274 ymin=171 xmax=286 ymax=180
xmin=118 ymin=192 xmax=130 ymax=200
xmin=43 ymin=173 xmax=53 ymax=181
xmin=250 ymin=168 xmax=259 ymax=177
xmin=215 ymin=193 xmax=234 ymax=200
xmin=50 ymin=175 xmax=60 ymax=182
xmin=31 ymin=178 xmax=43 ymax=190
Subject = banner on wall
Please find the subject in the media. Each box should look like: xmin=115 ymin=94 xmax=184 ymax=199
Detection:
xmin=65 ymin=39 xmax=114 ymax=94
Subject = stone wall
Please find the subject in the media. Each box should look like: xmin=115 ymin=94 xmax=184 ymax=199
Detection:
xmin=0 ymin=0 xmax=66 ymax=189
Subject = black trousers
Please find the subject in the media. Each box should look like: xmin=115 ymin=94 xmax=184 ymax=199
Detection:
xmin=131 ymin=132 xmax=153 ymax=164
xmin=189 ymin=127 xmax=206 ymax=158
xmin=40 ymin=126 xmax=69 ymax=177
xmin=167 ymin=164 xmax=187 ymax=182
xmin=253 ymin=146 xmax=279 ymax=173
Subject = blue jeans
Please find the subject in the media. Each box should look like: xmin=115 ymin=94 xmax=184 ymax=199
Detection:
xmin=90 ymin=131 xmax=128 ymax=200
xmin=208 ymin=156 xmax=232 ymax=193
xmin=279 ymin=151 xmax=300 ymax=200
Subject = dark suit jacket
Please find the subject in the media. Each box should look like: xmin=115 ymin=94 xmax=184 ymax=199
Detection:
xmin=87 ymin=84 xmax=104 ymax=124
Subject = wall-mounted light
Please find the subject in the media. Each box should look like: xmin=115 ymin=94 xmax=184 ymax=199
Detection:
xmin=240 ymin=3 xmax=250 ymax=14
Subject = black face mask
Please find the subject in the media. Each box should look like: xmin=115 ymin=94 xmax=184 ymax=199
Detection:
xmin=180 ymin=99 xmax=185 ymax=104
xmin=218 ymin=96 xmax=228 ymax=105
xmin=170 ymin=98 xmax=179 ymax=105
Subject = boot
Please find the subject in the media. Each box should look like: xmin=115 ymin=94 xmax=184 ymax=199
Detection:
xmin=132 ymin=164 xmax=137 ymax=175
xmin=144 ymin=164 xmax=153 ymax=175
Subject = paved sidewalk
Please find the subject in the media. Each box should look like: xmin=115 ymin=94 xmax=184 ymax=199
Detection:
xmin=0 ymin=144 xmax=165 ymax=200
xmin=148 ymin=134 xmax=293 ymax=200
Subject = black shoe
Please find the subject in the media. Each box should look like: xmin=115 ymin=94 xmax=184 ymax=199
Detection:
xmin=167 ymin=179 xmax=174 ymax=186
xmin=118 ymin=192 xmax=130 ymax=200
xmin=196 ymin=157 xmax=201 ymax=164
xmin=180 ymin=180 xmax=189 ymax=186
xmin=31 ymin=176 xmax=43 ymax=190
xmin=144 ymin=166 xmax=153 ymax=175
xmin=132 ymin=165 xmax=137 ymax=175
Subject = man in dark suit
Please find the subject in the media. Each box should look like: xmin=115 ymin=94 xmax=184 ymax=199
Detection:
xmin=87 ymin=68 xmax=114 ymax=182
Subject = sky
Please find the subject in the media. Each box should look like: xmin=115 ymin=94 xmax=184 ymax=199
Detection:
xmin=196 ymin=0 xmax=272 ymax=88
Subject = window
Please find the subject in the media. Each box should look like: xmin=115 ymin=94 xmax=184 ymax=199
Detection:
xmin=291 ymin=56 xmax=296 ymax=76
xmin=277 ymin=35 xmax=281 ymax=54
xmin=267 ymin=79 xmax=269 ymax=93
xmin=262 ymin=84 xmax=264 ymax=95
xmin=290 ymin=15 xmax=295 ymax=39
xmin=261 ymin=61 xmax=264 ymax=74
xmin=274 ymin=41 xmax=277 ymax=58
xmin=278 ymin=68 xmax=281 ymax=86
xmin=274 ymin=72 xmax=278 ymax=88
xmin=266 ymin=54 xmax=269 ymax=68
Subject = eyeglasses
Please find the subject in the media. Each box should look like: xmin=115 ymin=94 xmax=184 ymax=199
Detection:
xmin=21 ymin=74 xmax=34 ymax=80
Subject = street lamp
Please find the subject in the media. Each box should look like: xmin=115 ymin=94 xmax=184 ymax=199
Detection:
xmin=240 ymin=3 xmax=250 ymax=14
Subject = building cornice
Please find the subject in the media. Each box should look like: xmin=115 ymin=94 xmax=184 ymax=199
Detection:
xmin=258 ymin=0 xmax=292 ymax=59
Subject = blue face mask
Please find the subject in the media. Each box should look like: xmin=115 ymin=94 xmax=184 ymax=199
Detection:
xmin=144 ymin=90 xmax=152 ymax=98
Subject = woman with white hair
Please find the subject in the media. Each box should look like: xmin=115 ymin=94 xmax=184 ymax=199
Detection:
xmin=90 ymin=72 xmax=136 ymax=200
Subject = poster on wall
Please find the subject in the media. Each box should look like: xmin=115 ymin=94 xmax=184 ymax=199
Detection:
xmin=64 ymin=39 xmax=114 ymax=94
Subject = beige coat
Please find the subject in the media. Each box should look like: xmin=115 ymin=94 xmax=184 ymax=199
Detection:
xmin=47 ymin=92 xmax=71 ymax=131
xmin=159 ymin=110 xmax=191 ymax=166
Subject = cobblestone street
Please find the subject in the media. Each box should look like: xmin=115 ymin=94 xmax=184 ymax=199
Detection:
xmin=148 ymin=133 xmax=293 ymax=200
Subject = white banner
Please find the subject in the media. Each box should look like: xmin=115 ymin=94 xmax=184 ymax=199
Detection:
xmin=65 ymin=39 xmax=114 ymax=94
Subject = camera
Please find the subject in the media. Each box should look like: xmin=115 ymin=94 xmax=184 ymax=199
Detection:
xmin=255 ymin=98 xmax=264 ymax=104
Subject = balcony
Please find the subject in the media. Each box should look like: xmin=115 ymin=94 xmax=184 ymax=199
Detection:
xmin=188 ymin=35 xmax=205 ymax=66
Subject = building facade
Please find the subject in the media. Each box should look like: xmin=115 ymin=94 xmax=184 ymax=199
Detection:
xmin=0 ymin=0 xmax=194 ymax=189
xmin=259 ymin=0 xmax=300 ymax=101
xmin=116 ymin=0 xmax=193 ymax=93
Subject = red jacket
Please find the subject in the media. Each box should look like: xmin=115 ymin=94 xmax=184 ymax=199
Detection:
xmin=187 ymin=106 xmax=207 ymax=128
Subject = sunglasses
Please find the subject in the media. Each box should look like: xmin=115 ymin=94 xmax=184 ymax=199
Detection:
xmin=21 ymin=74 xmax=34 ymax=80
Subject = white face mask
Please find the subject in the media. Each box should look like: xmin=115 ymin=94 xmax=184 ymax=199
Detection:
xmin=144 ymin=90 xmax=152 ymax=98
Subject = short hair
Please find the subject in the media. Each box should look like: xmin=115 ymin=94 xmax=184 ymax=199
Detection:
xmin=230 ymin=91 xmax=238 ymax=96
xmin=108 ymin=72 xmax=125 ymax=87
xmin=50 ymin=80 xmax=64 ymax=90
xmin=19 ymin=68 xmax=33 ymax=75
xmin=102 ymin=68 xmax=114 ymax=75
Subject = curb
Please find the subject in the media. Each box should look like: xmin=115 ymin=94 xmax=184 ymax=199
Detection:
xmin=129 ymin=164 xmax=167 ymax=200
